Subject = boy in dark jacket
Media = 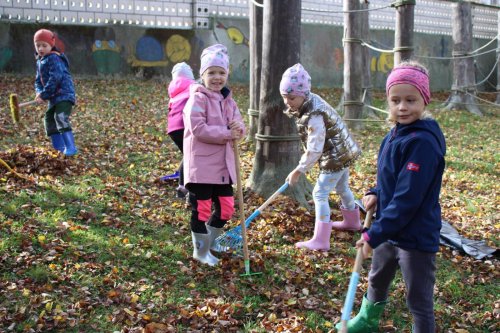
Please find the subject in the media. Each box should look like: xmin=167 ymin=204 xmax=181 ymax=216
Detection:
xmin=34 ymin=29 xmax=77 ymax=156
xmin=339 ymin=61 xmax=446 ymax=332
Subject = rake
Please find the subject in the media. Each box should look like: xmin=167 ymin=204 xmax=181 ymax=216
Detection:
xmin=339 ymin=208 xmax=374 ymax=332
xmin=214 ymin=181 xmax=289 ymax=251
xmin=9 ymin=93 xmax=37 ymax=125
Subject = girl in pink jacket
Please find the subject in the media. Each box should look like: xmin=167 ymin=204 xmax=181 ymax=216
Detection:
xmin=165 ymin=62 xmax=195 ymax=198
xmin=183 ymin=44 xmax=245 ymax=266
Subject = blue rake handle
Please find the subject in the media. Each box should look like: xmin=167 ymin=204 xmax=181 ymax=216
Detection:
xmin=215 ymin=182 xmax=289 ymax=249
xmin=339 ymin=209 xmax=374 ymax=332
xmin=245 ymin=182 xmax=289 ymax=226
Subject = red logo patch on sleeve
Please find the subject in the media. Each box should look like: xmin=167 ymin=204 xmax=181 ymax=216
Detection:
xmin=407 ymin=162 xmax=420 ymax=172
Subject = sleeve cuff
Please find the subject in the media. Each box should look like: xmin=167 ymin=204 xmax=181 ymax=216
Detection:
xmin=362 ymin=231 xmax=370 ymax=242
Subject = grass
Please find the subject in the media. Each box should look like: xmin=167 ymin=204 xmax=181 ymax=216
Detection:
xmin=0 ymin=75 xmax=498 ymax=332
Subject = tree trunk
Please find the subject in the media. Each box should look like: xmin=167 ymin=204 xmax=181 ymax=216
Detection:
xmin=393 ymin=0 xmax=414 ymax=64
xmin=444 ymin=1 xmax=482 ymax=115
xmin=343 ymin=0 xmax=364 ymax=129
xmin=249 ymin=0 xmax=313 ymax=208
xmin=247 ymin=0 xmax=263 ymax=143
xmin=360 ymin=0 xmax=376 ymax=118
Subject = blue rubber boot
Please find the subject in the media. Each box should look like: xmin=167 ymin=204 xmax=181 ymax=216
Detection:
xmin=50 ymin=133 xmax=65 ymax=153
xmin=62 ymin=130 xmax=78 ymax=156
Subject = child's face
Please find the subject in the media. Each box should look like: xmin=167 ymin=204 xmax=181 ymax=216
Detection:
xmin=201 ymin=66 xmax=228 ymax=91
xmin=388 ymin=84 xmax=425 ymax=125
xmin=35 ymin=41 xmax=52 ymax=57
xmin=282 ymin=94 xmax=305 ymax=112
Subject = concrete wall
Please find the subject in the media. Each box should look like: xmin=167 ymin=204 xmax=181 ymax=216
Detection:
xmin=0 ymin=18 xmax=496 ymax=91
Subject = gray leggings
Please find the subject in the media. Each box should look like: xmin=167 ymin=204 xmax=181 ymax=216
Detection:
xmin=367 ymin=242 xmax=436 ymax=333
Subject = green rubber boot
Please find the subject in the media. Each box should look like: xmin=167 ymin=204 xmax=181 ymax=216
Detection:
xmin=336 ymin=294 xmax=387 ymax=332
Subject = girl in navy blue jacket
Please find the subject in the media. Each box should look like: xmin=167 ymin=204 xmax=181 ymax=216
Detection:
xmin=34 ymin=29 xmax=77 ymax=156
xmin=340 ymin=61 xmax=446 ymax=333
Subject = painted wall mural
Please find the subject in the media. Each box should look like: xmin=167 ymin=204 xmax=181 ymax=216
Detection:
xmin=92 ymin=27 xmax=121 ymax=76
xmin=0 ymin=20 xmax=494 ymax=91
xmin=165 ymin=34 xmax=192 ymax=64
xmin=216 ymin=21 xmax=249 ymax=47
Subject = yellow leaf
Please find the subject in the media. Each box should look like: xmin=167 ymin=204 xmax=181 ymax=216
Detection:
xmin=45 ymin=302 xmax=53 ymax=312
xmin=49 ymin=264 xmax=56 ymax=270
xmin=122 ymin=238 xmax=129 ymax=244
xmin=22 ymin=288 xmax=31 ymax=297
xmin=287 ymin=298 xmax=297 ymax=305
xmin=324 ymin=321 xmax=332 ymax=327
xmin=124 ymin=308 xmax=136 ymax=316
xmin=74 ymin=263 xmax=81 ymax=269
xmin=130 ymin=293 xmax=139 ymax=303
xmin=38 ymin=235 xmax=46 ymax=243
xmin=187 ymin=282 xmax=196 ymax=288
xmin=129 ymin=164 xmax=135 ymax=169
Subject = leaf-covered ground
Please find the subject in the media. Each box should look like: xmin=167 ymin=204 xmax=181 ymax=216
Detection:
xmin=0 ymin=75 xmax=498 ymax=333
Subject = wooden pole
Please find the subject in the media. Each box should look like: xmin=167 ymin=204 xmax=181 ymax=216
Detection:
xmin=444 ymin=1 xmax=482 ymax=115
xmin=247 ymin=0 xmax=264 ymax=143
xmin=343 ymin=0 xmax=364 ymax=129
xmin=393 ymin=0 xmax=415 ymax=65
xmin=360 ymin=0 xmax=375 ymax=118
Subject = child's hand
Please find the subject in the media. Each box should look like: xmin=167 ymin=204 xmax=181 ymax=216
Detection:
xmin=362 ymin=194 xmax=377 ymax=212
xmin=286 ymin=169 xmax=302 ymax=186
xmin=228 ymin=120 xmax=241 ymax=130
xmin=230 ymin=127 xmax=243 ymax=140
xmin=35 ymin=94 xmax=45 ymax=104
xmin=229 ymin=120 xmax=243 ymax=140
xmin=356 ymin=237 xmax=372 ymax=259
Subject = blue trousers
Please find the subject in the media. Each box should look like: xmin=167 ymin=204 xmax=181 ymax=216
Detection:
xmin=367 ymin=242 xmax=436 ymax=333
xmin=313 ymin=168 xmax=355 ymax=222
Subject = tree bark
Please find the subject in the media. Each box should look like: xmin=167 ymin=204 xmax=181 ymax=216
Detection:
xmin=249 ymin=0 xmax=313 ymax=208
xmin=394 ymin=0 xmax=414 ymax=64
xmin=360 ymin=0 xmax=376 ymax=118
xmin=247 ymin=0 xmax=263 ymax=143
xmin=343 ymin=0 xmax=364 ymax=129
xmin=444 ymin=1 xmax=482 ymax=115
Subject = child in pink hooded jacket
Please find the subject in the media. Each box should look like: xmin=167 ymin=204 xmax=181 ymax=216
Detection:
xmin=183 ymin=44 xmax=245 ymax=266
xmin=165 ymin=62 xmax=195 ymax=198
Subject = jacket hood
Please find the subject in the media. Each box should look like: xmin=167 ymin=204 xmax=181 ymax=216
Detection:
xmin=397 ymin=118 xmax=446 ymax=156
xmin=168 ymin=77 xmax=194 ymax=98
xmin=36 ymin=50 xmax=69 ymax=66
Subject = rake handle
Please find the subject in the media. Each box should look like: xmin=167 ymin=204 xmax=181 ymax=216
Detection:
xmin=340 ymin=208 xmax=374 ymax=333
xmin=256 ymin=182 xmax=288 ymax=212
xmin=233 ymin=141 xmax=250 ymax=263
xmin=19 ymin=100 xmax=38 ymax=108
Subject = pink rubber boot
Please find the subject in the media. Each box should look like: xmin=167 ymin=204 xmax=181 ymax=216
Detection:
xmin=295 ymin=220 xmax=333 ymax=251
xmin=331 ymin=206 xmax=362 ymax=231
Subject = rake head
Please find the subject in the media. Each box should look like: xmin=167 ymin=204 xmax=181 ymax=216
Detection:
xmin=214 ymin=225 xmax=244 ymax=251
xmin=9 ymin=93 xmax=20 ymax=124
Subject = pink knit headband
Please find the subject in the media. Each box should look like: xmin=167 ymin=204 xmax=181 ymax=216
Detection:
xmin=386 ymin=66 xmax=431 ymax=105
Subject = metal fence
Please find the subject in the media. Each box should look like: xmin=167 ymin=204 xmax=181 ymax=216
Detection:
xmin=0 ymin=0 xmax=498 ymax=38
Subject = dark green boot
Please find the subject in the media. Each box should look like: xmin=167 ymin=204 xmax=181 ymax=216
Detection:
xmin=336 ymin=294 xmax=387 ymax=332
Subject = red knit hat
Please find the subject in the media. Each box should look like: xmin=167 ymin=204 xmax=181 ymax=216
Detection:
xmin=34 ymin=29 xmax=55 ymax=47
